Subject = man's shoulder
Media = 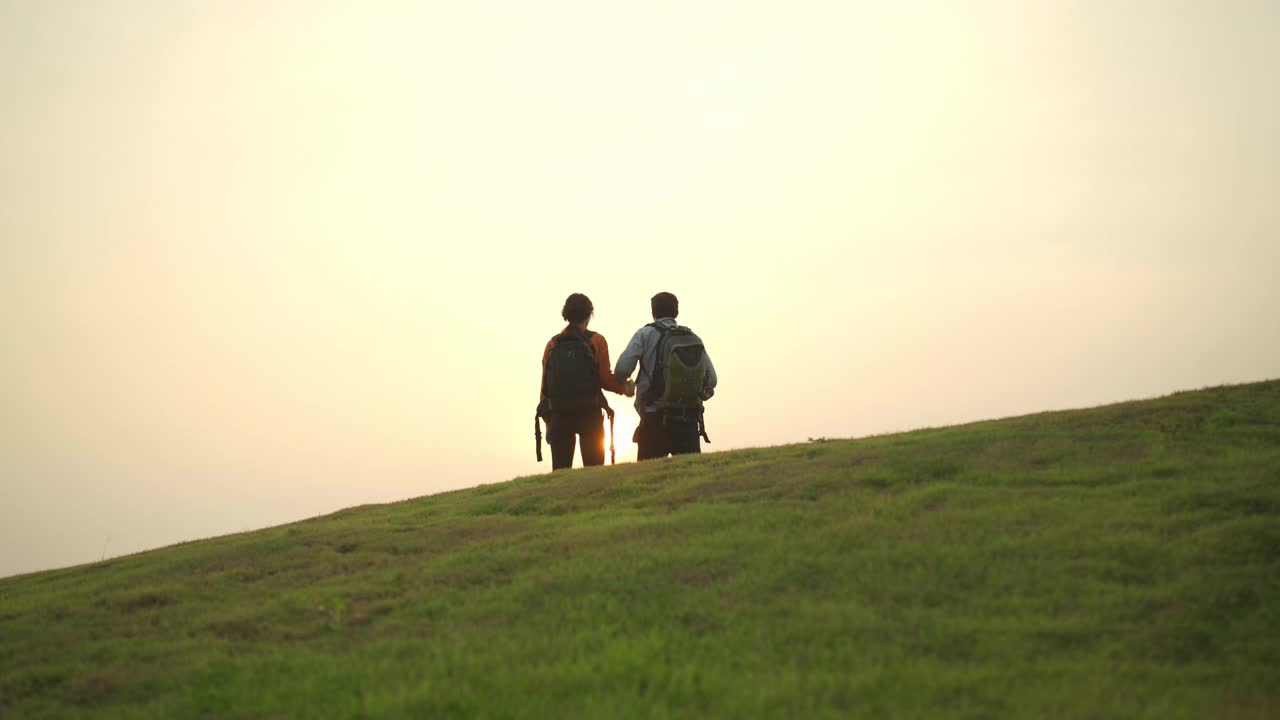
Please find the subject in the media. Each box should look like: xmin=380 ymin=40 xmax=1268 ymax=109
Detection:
xmin=663 ymin=321 xmax=702 ymax=339
xmin=635 ymin=320 xmax=699 ymax=340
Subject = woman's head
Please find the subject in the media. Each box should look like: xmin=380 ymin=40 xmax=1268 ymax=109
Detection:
xmin=561 ymin=293 xmax=594 ymax=326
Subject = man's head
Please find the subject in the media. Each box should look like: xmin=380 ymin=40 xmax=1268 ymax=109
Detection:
xmin=651 ymin=292 xmax=678 ymax=321
xmin=562 ymin=293 xmax=594 ymax=325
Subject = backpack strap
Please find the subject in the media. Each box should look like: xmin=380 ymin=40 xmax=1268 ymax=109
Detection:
xmin=603 ymin=397 xmax=616 ymax=465
xmin=534 ymin=410 xmax=544 ymax=462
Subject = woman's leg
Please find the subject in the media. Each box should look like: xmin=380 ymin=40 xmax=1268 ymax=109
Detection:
xmin=547 ymin=415 xmax=577 ymax=470
xmin=578 ymin=411 xmax=606 ymax=466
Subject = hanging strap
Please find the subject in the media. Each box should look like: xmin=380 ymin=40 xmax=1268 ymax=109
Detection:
xmin=698 ymin=409 xmax=711 ymax=444
xmin=534 ymin=411 xmax=544 ymax=462
xmin=602 ymin=401 xmax=616 ymax=465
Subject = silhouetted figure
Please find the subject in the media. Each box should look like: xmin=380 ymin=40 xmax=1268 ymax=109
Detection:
xmin=615 ymin=292 xmax=717 ymax=460
xmin=536 ymin=293 xmax=634 ymax=470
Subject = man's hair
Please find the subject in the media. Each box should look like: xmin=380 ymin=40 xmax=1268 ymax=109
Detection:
xmin=651 ymin=292 xmax=679 ymax=320
xmin=561 ymin=293 xmax=594 ymax=324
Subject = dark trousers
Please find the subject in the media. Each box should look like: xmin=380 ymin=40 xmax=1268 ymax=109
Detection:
xmin=635 ymin=413 xmax=701 ymax=461
xmin=547 ymin=411 xmax=605 ymax=470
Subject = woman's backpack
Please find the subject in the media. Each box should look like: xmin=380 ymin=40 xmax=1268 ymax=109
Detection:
xmin=535 ymin=330 xmax=615 ymax=463
xmin=542 ymin=331 xmax=605 ymax=415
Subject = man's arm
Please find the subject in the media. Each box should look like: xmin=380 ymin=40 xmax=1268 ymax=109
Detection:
xmin=702 ymin=347 xmax=717 ymax=399
xmin=614 ymin=327 xmax=646 ymax=381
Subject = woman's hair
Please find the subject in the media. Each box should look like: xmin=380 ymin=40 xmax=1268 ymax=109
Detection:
xmin=651 ymin=291 xmax=678 ymax=320
xmin=561 ymin=293 xmax=594 ymax=324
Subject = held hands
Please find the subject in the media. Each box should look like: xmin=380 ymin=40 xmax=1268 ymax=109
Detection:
xmin=623 ymin=379 xmax=637 ymax=398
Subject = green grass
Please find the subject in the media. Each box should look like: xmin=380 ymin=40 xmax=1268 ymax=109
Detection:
xmin=3 ymin=381 xmax=1279 ymax=718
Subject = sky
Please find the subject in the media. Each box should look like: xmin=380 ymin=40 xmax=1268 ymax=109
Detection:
xmin=2 ymin=0 xmax=1278 ymax=578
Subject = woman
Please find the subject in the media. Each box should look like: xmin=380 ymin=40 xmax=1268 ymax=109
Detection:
xmin=539 ymin=293 xmax=634 ymax=469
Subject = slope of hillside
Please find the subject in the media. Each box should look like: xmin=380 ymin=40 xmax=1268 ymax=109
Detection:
xmin=2 ymin=381 xmax=1278 ymax=718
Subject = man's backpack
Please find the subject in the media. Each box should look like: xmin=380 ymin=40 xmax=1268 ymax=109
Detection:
xmin=644 ymin=324 xmax=711 ymax=414
xmin=541 ymin=330 xmax=605 ymax=415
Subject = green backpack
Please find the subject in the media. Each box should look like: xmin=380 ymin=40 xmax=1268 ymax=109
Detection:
xmin=644 ymin=323 xmax=710 ymax=414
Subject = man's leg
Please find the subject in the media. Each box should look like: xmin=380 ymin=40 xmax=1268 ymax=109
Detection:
xmin=668 ymin=418 xmax=702 ymax=456
xmin=546 ymin=415 xmax=577 ymax=470
xmin=579 ymin=411 xmax=606 ymax=466
xmin=636 ymin=413 xmax=671 ymax=461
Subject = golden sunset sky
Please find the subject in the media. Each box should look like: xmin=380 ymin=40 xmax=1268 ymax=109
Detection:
xmin=3 ymin=0 xmax=1277 ymax=577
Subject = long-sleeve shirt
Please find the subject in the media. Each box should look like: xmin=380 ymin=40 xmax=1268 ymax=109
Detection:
xmin=540 ymin=327 xmax=628 ymax=401
xmin=614 ymin=317 xmax=718 ymax=414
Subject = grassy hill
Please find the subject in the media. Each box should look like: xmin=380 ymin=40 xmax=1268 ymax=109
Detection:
xmin=2 ymin=381 xmax=1278 ymax=718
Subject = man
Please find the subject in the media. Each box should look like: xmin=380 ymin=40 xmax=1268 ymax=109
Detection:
xmin=614 ymin=292 xmax=717 ymax=460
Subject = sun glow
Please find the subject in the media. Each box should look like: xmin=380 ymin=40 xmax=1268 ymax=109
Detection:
xmin=607 ymin=409 xmax=637 ymax=465
xmin=5 ymin=0 xmax=1278 ymax=579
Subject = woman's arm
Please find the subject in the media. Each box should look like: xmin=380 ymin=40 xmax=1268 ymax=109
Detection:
xmin=591 ymin=334 xmax=628 ymax=395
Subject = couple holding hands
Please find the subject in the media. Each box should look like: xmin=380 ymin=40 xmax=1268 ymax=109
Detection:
xmin=537 ymin=292 xmax=718 ymax=470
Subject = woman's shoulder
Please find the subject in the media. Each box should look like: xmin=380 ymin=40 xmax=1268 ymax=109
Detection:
xmin=547 ymin=328 xmax=598 ymax=345
xmin=587 ymin=330 xmax=608 ymax=344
